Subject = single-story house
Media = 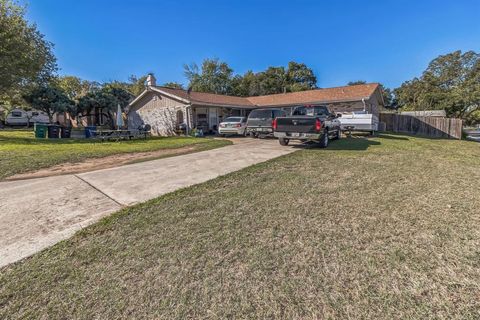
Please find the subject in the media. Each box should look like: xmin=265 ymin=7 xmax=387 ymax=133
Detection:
xmin=127 ymin=75 xmax=385 ymax=136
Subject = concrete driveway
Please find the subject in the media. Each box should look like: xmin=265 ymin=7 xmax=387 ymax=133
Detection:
xmin=0 ymin=138 xmax=295 ymax=267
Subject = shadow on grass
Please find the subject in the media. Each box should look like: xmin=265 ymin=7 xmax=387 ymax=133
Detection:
xmin=290 ymin=136 xmax=381 ymax=151
xmin=327 ymin=137 xmax=381 ymax=150
xmin=375 ymin=133 xmax=409 ymax=140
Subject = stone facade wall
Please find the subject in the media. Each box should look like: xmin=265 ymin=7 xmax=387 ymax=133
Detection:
xmin=128 ymin=92 xmax=188 ymax=136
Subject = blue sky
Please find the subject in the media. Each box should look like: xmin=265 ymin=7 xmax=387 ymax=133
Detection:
xmin=25 ymin=0 xmax=480 ymax=89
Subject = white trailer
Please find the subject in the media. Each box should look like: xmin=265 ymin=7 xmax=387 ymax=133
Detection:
xmin=5 ymin=109 xmax=49 ymax=126
xmin=338 ymin=111 xmax=379 ymax=134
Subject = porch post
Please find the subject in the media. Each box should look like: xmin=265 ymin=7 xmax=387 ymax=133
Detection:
xmin=185 ymin=104 xmax=192 ymax=135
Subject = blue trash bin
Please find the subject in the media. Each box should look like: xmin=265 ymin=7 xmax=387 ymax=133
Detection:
xmin=85 ymin=126 xmax=96 ymax=138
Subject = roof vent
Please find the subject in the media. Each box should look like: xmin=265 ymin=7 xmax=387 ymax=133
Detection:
xmin=146 ymin=73 xmax=156 ymax=86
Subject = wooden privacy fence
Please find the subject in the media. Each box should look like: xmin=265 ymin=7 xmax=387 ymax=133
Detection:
xmin=379 ymin=113 xmax=463 ymax=139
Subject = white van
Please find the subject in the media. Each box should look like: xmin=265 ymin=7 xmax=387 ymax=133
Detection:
xmin=5 ymin=108 xmax=49 ymax=126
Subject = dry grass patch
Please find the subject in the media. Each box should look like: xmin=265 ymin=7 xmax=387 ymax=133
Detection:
xmin=1 ymin=134 xmax=480 ymax=319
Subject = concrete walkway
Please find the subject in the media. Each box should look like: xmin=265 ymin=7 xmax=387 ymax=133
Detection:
xmin=0 ymin=139 xmax=295 ymax=267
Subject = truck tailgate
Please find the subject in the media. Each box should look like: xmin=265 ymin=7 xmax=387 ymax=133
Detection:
xmin=276 ymin=117 xmax=316 ymax=133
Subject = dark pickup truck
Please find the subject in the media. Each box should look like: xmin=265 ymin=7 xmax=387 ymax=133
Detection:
xmin=273 ymin=105 xmax=341 ymax=147
xmin=246 ymin=108 xmax=286 ymax=138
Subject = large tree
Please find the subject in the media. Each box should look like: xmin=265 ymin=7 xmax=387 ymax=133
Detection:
xmin=257 ymin=66 xmax=288 ymax=95
xmin=162 ymin=82 xmax=184 ymax=89
xmin=184 ymin=58 xmax=234 ymax=94
xmin=0 ymin=0 xmax=57 ymax=106
xmin=23 ymin=85 xmax=74 ymax=122
xmin=103 ymin=76 xmax=145 ymax=97
xmin=76 ymin=86 xmax=133 ymax=128
xmin=54 ymin=76 xmax=99 ymax=101
xmin=232 ymin=71 xmax=261 ymax=96
xmin=253 ymin=62 xmax=317 ymax=95
xmin=127 ymin=75 xmax=148 ymax=96
xmin=395 ymin=50 xmax=480 ymax=120
xmin=285 ymin=62 xmax=317 ymax=92
xmin=184 ymin=59 xmax=318 ymax=96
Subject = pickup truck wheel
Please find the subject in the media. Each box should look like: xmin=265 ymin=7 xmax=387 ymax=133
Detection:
xmin=318 ymin=131 xmax=329 ymax=148
xmin=279 ymin=138 xmax=289 ymax=146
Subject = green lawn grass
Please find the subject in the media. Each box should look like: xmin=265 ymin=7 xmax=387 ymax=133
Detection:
xmin=1 ymin=134 xmax=480 ymax=318
xmin=0 ymin=130 xmax=231 ymax=180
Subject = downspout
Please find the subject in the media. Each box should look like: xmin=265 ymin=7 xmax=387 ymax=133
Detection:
xmin=362 ymin=98 xmax=367 ymax=113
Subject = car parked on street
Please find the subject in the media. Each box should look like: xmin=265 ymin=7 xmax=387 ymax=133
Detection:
xmin=218 ymin=116 xmax=247 ymax=136
xmin=246 ymin=108 xmax=286 ymax=138
xmin=273 ymin=105 xmax=341 ymax=147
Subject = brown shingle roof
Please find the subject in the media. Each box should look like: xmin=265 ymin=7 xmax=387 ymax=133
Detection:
xmin=152 ymin=83 xmax=380 ymax=108
xmin=247 ymin=83 xmax=380 ymax=106
xmin=154 ymin=86 xmax=253 ymax=107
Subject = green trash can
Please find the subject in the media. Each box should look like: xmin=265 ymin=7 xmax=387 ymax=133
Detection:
xmin=34 ymin=123 xmax=48 ymax=139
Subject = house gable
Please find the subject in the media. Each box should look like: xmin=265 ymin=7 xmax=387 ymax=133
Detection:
xmin=128 ymin=90 xmax=188 ymax=136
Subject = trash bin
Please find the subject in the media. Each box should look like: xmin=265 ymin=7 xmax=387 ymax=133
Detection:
xmin=34 ymin=123 xmax=48 ymax=139
xmin=61 ymin=126 xmax=71 ymax=138
xmin=85 ymin=126 xmax=96 ymax=138
xmin=47 ymin=124 xmax=60 ymax=139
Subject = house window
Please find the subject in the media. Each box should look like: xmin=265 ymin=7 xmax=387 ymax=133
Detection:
xmin=176 ymin=110 xmax=184 ymax=125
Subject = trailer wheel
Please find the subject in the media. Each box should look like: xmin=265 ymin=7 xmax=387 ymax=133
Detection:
xmin=318 ymin=130 xmax=329 ymax=148
xmin=332 ymin=129 xmax=341 ymax=140
xmin=279 ymin=138 xmax=290 ymax=146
